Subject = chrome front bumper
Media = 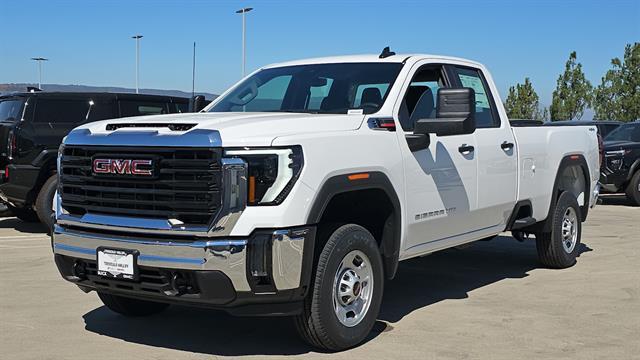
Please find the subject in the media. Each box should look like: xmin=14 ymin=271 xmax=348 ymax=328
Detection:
xmin=52 ymin=224 xmax=313 ymax=294
xmin=591 ymin=183 xmax=601 ymax=208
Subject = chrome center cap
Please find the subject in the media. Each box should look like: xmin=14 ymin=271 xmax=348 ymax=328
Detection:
xmin=337 ymin=269 xmax=361 ymax=306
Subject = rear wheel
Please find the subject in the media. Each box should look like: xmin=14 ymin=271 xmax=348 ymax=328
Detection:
xmin=625 ymin=171 xmax=640 ymax=206
xmin=35 ymin=174 xmax=57 ymax=229
xmin=535 ymin=191 xmax=582 ymax=268
xmin=8 ymin=205 xmax=39 ymax=223
xmin=98 ymin=292 xmax=169 ymax=317
xmin=294 ymin=224 xmax=384 ymax=351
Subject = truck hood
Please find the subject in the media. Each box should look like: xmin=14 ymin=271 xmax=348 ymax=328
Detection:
xmin=71 ymin=112 xmax=365 ymax=147
xmin=604 ymin=140 xmax=640 ymax=151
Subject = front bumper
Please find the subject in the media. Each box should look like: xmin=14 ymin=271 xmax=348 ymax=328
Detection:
xmin=52 ymin=224 xmax=316 ymax=315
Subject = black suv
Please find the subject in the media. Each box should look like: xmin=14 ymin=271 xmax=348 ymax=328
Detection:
xmin=0 ymin=92 xmax=190 ymax=227
xmin=600 ymin=121 xmax=640 ymax=205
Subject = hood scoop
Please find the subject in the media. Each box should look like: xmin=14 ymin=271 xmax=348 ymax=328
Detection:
xmin=106 ymin=123 xmax=196 ymax=131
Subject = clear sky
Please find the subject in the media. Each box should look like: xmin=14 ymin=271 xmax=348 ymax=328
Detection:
xmin=1 ymin=0 xmax=638 ymax=107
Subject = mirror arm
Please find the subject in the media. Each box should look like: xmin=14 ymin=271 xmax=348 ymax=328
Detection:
xmin=405 ymin=133 xmax=430 ymax=152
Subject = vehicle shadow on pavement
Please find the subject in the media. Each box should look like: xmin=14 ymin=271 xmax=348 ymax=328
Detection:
xmin=0 ymin=217 xmax=48 ymax=234
xmin=82 ymin=235 xmax=591 ymax=356
xmin=380 ymin=236 xmax=591 ymax=323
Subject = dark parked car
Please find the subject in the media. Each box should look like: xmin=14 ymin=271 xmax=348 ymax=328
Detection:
xmin=0 ymin=92 xmax=191 ymax=227
xmin=600 ymin=121 xmax=640 ymax=205
xmin=546 ymin=120 xmax=622 ymax=138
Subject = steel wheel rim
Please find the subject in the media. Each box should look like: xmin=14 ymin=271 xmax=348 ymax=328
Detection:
xmin=561 ymin=207 xmax=578 ymax=253
xmin=332 ymin=250 xmax=374 ymax=327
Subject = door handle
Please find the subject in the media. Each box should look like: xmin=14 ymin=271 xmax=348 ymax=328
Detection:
xmin=501 ymin=141 xmax=514 ymax=150
xmin=458 ymin=144 xmax=474 ymax=153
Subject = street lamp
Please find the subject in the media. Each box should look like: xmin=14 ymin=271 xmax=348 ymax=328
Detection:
xmin=235 ymin=7 xmax=253 ymax=77
xmin=30 ymin=57 xmax=48 ymax=90
xmin=131 ymin=35 xmax=143 ymax=93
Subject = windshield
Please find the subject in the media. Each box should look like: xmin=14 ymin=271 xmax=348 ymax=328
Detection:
xmin=208 ymin=63 xmax=403 ymax=114
xmin=605 ymin=123 xmax=640 ymax=142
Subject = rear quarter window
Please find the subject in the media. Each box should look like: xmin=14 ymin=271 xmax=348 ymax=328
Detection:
xmin=0 ymin=99 xmax=25 ymax=122
xmin=453 ymin=67 xmax=499 ymax=128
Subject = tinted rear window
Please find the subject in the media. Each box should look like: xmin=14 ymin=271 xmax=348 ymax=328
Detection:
xmin=0 ymin=99 xmax=25 ymax=122
xmin=34 ymin=98 xmax=91 ymax=123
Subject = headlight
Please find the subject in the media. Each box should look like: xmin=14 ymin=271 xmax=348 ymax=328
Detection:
xmin=224 ymin=146 xmax=303 ymax=205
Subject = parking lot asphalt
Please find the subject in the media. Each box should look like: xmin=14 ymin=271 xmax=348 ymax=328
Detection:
xmin=1 ymin=196 xmax=638 ymax=360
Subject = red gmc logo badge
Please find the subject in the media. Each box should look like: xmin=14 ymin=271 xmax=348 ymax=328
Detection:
xmin=92 ymin=159 xmax=154 ymax=176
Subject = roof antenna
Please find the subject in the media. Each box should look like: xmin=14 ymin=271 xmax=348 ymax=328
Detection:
xmin=379 ymin=46 xmax=395 ymax=59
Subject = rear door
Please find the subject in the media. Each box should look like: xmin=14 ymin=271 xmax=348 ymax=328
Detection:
xmin=25 ymin=96 xmax=117 ymax=159
xmin=451 ymin=66 xmax=518 ymax=228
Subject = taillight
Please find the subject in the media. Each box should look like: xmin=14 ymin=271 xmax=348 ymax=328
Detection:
xmin=597 ymin=133 xmax=604 ymax=167
xmin=4 ymin=166 xmax=8 ymax=181
xmin=7 ymin=131 xmax=16 ymax=160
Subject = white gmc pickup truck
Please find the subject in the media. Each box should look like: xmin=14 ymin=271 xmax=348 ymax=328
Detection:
xmin=52 ymin=52 xmax=600 ymax=350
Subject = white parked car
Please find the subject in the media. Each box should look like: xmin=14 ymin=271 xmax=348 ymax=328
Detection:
xmin=52 ymin=51 xmax=600 ymax=350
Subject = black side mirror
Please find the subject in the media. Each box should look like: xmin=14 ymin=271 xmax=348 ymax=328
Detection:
xmin=189 ymin=95 xmax=206 ymax=112
xmin=414 ymin=88 xmax=476 ymax=136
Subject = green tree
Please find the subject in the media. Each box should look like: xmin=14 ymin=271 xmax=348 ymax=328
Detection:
xmin=593 ymin=43 xmax=640 ymax=122
xmin=550 ymin=51 xmax=593 ymax=121
xmin=505 ymin=77 xmax=546 ymax=120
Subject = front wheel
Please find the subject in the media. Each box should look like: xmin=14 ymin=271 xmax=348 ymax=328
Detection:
xmin=98 ymin=292 xmax=169 ymax=317
xmin=35 ymin=174 xmax=57 ymax=229
xmin=535 ymin=191 xmax=582 ymax=268
xmin=294 ymin=224 xmax=384 ymax=351
xmin=625 ymin=171 xmax=640 ymax=206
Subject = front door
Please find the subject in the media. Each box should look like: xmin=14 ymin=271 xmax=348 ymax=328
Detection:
xmin=395 ymin=63 xmax=479 ymax=256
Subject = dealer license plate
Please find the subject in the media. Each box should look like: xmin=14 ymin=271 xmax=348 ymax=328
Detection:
xmin=97 ymin=248 xmax=138 ymax=280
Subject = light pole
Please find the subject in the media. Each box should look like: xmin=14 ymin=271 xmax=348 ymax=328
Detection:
xmin=235 ymin=7 xmax=253 ymax=77
xmin=30 ymin=57 xmax=48 ymax=90
xmin=131 ymin=35 xmax=143 ymax=93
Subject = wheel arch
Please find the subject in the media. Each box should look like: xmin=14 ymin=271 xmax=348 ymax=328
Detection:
xmin=306 ymin=171 xmax=402 ymax=280
xmin=535 ymin=154 xmax=591 ymax=233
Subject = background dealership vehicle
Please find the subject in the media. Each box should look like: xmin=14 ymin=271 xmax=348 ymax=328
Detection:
xmin=51 ymin=53 xmax=600 ymax=351
xmin=600 ymin=121 xmax=640 ymax=205
xmin=0 ymin=92 xmax=190 ymax=227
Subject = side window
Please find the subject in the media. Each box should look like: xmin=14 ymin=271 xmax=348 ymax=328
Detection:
xmin=86 ymin=99 xmax=117 ymax=122
xmin=239 ymin=75 xmax=293 ymax=112
xmin=453 ymin=67 xmax=499 ymax=128
xmin=307 ymin=78 xmax=334 ymax=110
xmin=353 ymin=83 xmax=389 ymax=107
xmin=171 ymin=102 xmax=190 ymax=113
xmin=119 ymin=101 xmax=168 ymax=117
xmin=34 ymin=99 xmax=91 ymax=124
xmin=398 ymin=66 xmax=447 ymax=131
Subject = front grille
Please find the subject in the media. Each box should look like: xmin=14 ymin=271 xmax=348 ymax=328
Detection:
xmin=60 ymin=146 xmax=222 ymax=226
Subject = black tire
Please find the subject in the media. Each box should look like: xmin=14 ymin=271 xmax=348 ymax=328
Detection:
xmin=294 ymin=224 xmax=384 ymax=351
xmin=625 ymin=171 xmax=640 ymax=206
xmin=8 ymin=204 xmax=39 ymax=223
xmin=98 ymin=292 xmax=169 ymax=317
xmin=35 ymin=174 xmax=57 ymax=229
xmin=535 ymin=191 xmax=582 ymax=269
